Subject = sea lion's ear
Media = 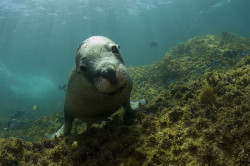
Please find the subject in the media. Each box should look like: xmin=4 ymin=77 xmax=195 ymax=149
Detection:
xmin=77 ymin=43 xmax=84 ymax=52
xmin=75 ymin=41 xmax=86 ymax=68
xmin=75 ymin=52 xmax=81 ymax=69
xmin=77 ymin=41 xmax=86 ymax=52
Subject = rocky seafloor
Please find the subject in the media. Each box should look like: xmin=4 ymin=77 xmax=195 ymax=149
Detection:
xmin=0 ymin=32 xmax=249 ymax=165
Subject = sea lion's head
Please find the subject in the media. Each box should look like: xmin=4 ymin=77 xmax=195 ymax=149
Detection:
xmin=75 ymin=36 xmax=132 ymax=95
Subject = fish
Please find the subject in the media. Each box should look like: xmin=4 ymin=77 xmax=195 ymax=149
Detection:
xmin=58 ymin=84 xmax=67 ymax=91
xmin=149 ymin=41 xmax=158 ymax=47
xmin=32 ymin=105 xmax=37 ymax=111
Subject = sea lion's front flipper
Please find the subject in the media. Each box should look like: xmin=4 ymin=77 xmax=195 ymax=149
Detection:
xmin=123 ymin=98 xmax=147 ymax=116
xmin=123 ymin=98 xmax=133 ymax=116
xmin=63 ymin=112 xmax=73 ymax=136
xmin=46 ymin=125 xmax=64 ymax=138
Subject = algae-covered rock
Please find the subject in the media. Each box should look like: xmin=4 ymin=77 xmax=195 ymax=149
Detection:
xmin=0 ymin=33 xmax=249 ymax=165
xmin=129 ymin=32 xmax=250 ymax=101
xmin=199 ymin=84 xmax=218 ymax=107
xmin=0 ymin=112 xmax=64 ymax=142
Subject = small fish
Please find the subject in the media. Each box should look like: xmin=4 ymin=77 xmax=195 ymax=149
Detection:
xmin=32 ymin=105 xmax=37 ymax=111
xmin=58 ymin=84 xmax=67 ymax=91
xmin=149 ymin=41 xmax=158 ymax=47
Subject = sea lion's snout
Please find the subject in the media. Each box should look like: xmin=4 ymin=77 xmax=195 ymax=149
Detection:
xmin=94 ymin=62 xmax=128 ymax=95
xmin=75 ymin=36 xmax=130 ymax=95
xmin=101 ymin=65 xmax=117 ymax=85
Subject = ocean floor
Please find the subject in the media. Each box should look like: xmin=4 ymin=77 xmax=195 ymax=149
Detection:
xmin=0 ymin=32 xmax=249 ymax=165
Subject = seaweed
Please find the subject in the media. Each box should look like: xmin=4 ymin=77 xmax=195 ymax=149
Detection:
xmin=199 ymin=85 xmax=218 ymax=107
xmin=197 ymin=142 xmax=220 ymax=166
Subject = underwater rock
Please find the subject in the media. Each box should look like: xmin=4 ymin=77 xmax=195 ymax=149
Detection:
xmin=10 ymin=110 xmax=25 ymax=119
xmin=8 ymin=119 xmax=28 ymax=129
xmin=209 ymin=60 xmax=222 ymax=69
xmin=168 ymin=107 xmax=184 ymax=123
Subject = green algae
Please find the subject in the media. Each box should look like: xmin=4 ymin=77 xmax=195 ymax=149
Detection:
xmin=0 ymin=33 xmax=249 ymax=165
xmin=199 ymin=84 xmax=218 ymax=107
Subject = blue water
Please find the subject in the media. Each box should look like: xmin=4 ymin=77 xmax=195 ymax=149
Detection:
xmin=0 ymin=0 xmax=250 ymax=118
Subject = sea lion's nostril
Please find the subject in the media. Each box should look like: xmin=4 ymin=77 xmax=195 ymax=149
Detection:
xmin=102 ymin=67 xmax=117 ymax=85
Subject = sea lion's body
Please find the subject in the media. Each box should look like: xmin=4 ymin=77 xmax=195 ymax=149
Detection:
xmin=63 ymin=36 xmax=133 ymax=136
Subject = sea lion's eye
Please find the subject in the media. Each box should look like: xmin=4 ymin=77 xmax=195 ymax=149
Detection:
xmin=80 ymin=65 xmax=88 ymax=74
xmin=111 ymin=45 xmax=119 ymax=54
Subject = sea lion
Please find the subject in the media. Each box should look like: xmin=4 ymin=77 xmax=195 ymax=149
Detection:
xmin=63 ymin=36 xmax=134 ymax=136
